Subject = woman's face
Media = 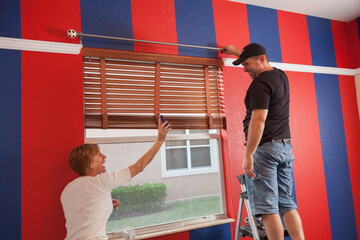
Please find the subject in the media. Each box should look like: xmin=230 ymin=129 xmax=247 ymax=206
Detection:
xmin=89 ymin=151 xmax=107 ymax=175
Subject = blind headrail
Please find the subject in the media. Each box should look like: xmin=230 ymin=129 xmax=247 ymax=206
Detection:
xmin=83 ymin=47 xmax=223 ymax=67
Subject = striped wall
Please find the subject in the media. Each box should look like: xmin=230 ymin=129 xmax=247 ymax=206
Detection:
xmin=276 ymin=11 xmax=331 ymax=239
xmin=0 ymin=0 xmax=359 ymax=239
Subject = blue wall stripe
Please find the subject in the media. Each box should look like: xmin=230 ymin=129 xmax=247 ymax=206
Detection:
xmin=0 ymin=49 xmax=22 ymax=239
xmin=246 ymin=5 xmax=282 ymax=63
xmin=307 ymin=16 xmax=337 ymax=67
xmin=80 ymin=0 xmax=133 ymax=51
xmin=174 ymin=0 xmax=218 ymax=58
xmin=0 ymin=0 xmax=21 ymax=38
xmin=189 ymin=223 xmax=231 ymax=240
xmin=357 ymin=17 xmax=360 ymax=46
xmin=313 ymin=74 xmax=357 ymax=240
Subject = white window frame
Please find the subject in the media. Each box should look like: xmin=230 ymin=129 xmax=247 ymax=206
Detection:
xmin=85 ymin=129 xmax=230 ymax=239
xmin=160 ymin=130 xmax=220 ymax=178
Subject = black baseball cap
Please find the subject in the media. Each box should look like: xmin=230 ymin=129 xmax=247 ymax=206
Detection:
xmin=232 ymin=43 xmax=267 ymax=66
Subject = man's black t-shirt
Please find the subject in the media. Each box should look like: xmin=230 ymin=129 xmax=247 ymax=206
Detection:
xmin=243 ymin=68 xmax=291 ymax=144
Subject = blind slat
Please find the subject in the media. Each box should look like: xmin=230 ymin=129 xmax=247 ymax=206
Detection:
xmin=85 ymin=115 xmax=223 ymax=129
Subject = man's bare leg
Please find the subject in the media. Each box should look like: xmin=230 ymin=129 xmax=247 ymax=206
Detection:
xmin=282 ymin=209 xmax=305 ymax=240
xmin=262 ymin=213 xmax=284 ymax=240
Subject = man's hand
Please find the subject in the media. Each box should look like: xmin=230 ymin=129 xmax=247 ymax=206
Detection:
xmin=223 ymin=45 xmax=242 ymax=57
xmin=243 ymin=154 xmax=256 ymax=178
xmin=243 ymin=109 xmax=268 ymax=178
xmin=112 ymin=199 xmax=122 ymax=210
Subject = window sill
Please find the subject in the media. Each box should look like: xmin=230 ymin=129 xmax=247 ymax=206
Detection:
xmin=107 ymin=215 xmax=234 ymax=240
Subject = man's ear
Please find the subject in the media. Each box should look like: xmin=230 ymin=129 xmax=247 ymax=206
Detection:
xmin=259 ymin=55 xmax=266 ymax=64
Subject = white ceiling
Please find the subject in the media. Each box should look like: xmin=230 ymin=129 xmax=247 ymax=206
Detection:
xmin=229 ymin=0 xmax=360 ymax=22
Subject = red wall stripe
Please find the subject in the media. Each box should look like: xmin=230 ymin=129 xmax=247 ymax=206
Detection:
xmin=212 ymin=1 xmax=250 ymax=236
xmin=339 ymin=76 xmax=360 ymax=240
xmin=221 ymin=67 xmax=252 ymax=237
xmin=21 ymin=0 xmax=81 ymax=43
xmin=131 ymin=0 xmax=178 ymax=55
xmin=332 ymin=20 xmax=353 ymax=68
xmin=212 ymin=0 xmax=250 ymax=57
xmin=220 ymin=129 xmax=235 ymax=221
xmin=287 ymin=71 xmax=332 ymax=240
xmin=277 ymin=10 xmax=312 ymax=65
xmin=334 ymin=20 xmax=360 ymax=238
xmin=278 ymin=10 xmax=331 ymax=239
xmin=147 ymin=231 xmax=189 ymax=240
xmin=21 ymin=1 xmax=83 ymax=238
xmin=21 ymin=52 xmax=84 ymax=239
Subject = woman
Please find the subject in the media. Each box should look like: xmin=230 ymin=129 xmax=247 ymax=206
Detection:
xmin=61 ymin=118 xmax=171 ymax=240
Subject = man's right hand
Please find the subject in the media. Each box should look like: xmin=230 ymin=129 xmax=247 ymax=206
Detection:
xmin=243 ymin=154 xmax=256 ymax=178
xmin=223 ymin=45 xmax=242 ymax=57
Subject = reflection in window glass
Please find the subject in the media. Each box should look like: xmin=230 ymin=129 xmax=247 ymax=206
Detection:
xmin=191 ymin=147 xmax=211 ymax=168
xmin=163 ymin=130 xmax=216 ymax=175
xmin=168 ymin=129 xmax=186 ymax=135
xmin=189 ymin=129 xmax=209 ymax=134
xmin=165 ymin=140 xmax=186 ymax=147
xmin=166 ymin=148 xmax=187 ymax=170
xmin=190 ymin=139 xmax=210 ymax=146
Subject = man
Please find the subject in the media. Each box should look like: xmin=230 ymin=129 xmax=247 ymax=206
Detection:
xmin=224 ymin=43 xmax=305 ymax=240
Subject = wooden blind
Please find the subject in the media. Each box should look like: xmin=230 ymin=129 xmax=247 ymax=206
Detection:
xmin=83 ymin=47 xmax=225 ymax=129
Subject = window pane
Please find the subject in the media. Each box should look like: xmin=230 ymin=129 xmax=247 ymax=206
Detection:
xmin=168 ymin=129 xmax=186 ymax=135
xmin=189 ymin=129 xmax=209 ymax=134
xmin=90 ymin=132 xmax=223 ymax=234
xmin=191 ymin=147 xmax=211 ymax=168
xmin=166 ymin=148 xmax=187 ymax=170
xmin=190 ymin=139 xmax=210 ymax=146
xmin=165 ymin=140 xmax=186 ymax=147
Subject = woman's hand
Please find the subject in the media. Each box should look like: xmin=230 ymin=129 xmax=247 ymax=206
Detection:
xmin=157 ymin=117 xmax=171 ymax=142
xmin=128 ymin=117 xmax=172 ymax=178
xmin=112 ymin=199 xmax=122 ymax=210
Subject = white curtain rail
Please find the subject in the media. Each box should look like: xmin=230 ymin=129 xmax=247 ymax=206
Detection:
xmin=67 ymin=29 xmax=223 ymax=51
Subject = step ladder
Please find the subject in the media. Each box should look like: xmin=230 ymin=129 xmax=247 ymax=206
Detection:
xmin=235 ymin=174 xmax=289 ymax=240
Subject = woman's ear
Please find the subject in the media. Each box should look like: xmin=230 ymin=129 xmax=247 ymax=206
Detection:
xmin=88 ymin=158 xmax=95 ymax=169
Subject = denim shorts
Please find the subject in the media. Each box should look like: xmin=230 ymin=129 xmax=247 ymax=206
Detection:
xmin=245 ymin=140 xmax=297 ymax=216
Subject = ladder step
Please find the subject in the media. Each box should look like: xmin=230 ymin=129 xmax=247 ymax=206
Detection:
xmin=238 ymin=224 xmax=290 ymax=240
xmin=238 ymin=224 xmax=267 ymax=239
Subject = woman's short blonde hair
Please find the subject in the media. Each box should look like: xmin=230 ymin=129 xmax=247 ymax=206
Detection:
xmin=69 ymin=144 xmax=99 ymax=176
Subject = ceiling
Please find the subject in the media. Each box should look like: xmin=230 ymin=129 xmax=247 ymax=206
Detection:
xmin=229 ymin=0 xmax=360 ymax=22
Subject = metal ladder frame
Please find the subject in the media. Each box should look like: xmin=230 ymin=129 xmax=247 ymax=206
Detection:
xmin=235 ymin=174 xmax=261 ymax=240
xmin=235 ymin=174 xmax=289 ymax=240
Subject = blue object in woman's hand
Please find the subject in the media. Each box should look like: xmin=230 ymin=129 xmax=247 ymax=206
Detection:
xmin=159 ymin=115 xmax=169 ymax=126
